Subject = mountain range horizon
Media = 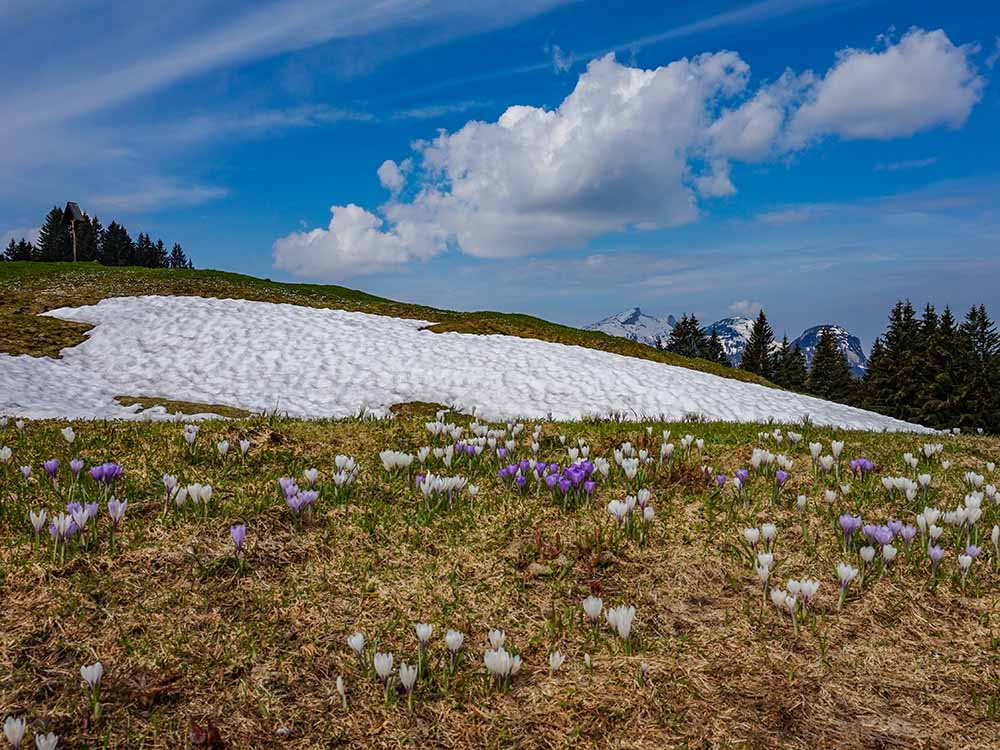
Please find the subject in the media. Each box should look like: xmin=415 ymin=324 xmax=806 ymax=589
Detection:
xmin=585 ymin=307 xmax=869 ymax=377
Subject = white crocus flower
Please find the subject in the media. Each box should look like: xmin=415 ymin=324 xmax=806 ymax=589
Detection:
xmin=582 ymin=595 xmax=603 ymax=623
xmin=415 ymin=623 xmax=433 ymax=648
xmin=4 ymin=716 xmax=27 ymax=748
xmin=80 ymin=662 xmax=103 ymax=690
xmin=488 ymin=629 xmax=506 ymax=650
xmin=398 ymin=663 xmax=417 ymax=693
xmin=373 ymin=652 xmax=394 ymax=682
xmin=34 ymin=732 xmax=59 ymax=750
xmin=548 ymin=651 xmax=565 ymax=674
xmin=446 ymin=629 xmax=464 ymax=654
xmin=60 ymin=426 xmax=76 ymax=444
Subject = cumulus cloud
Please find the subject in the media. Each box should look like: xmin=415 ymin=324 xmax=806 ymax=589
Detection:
xmin=274 ymin=27 xmax=986 ymax=279
xmin=787 ymin=28 xmax=983 ymax=144
xmin=729 ymin=299 xmax=763 ymax=317
xmin=377 ymin=159 xmax=407 ymax=194
xmin=272 ymin=203 xmax=446 ymax=279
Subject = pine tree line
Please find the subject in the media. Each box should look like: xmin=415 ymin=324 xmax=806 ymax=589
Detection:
xmin=2 ymin=206 xmax=192 ymax=269
xmin=861 ymin=301 xmax=999 ymax=433
xmin=658 ymin=314 xmax=729 ymax=366
xmin=735 ymin=304 xmax=999 ymax=432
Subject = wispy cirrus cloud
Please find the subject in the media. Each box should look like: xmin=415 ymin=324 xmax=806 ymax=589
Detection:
xmin=88 ymin=181 xmax=230 ymax=215
xmin=874 ymin=157 xmax=939 ymax=171
xmin=0 ymin=1 xmax=570 ymax=214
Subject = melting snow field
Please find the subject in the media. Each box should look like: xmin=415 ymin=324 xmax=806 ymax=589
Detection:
xmin=0 ymin=295 xmax=930 ymax=431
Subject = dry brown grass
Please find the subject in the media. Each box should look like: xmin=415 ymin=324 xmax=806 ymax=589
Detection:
xmin=1 ymin=416 xmax=998 ymax=749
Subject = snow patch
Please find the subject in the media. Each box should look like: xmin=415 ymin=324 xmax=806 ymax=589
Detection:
xmin=0 ymin=295 xmax=930 ymax=431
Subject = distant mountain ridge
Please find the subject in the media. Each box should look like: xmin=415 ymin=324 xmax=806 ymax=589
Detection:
xmin=584 ymin=307 xmax=676 ymax=347
xmin=791 ymin=325 xmax=868 ymax=378
xmin=587 ymin=309 xmax=869 ymax=375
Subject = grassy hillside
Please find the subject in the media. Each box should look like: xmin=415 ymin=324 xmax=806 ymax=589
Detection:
xmin=0 ymin=262 xmax=772 ymax=387
xmin=1 ymin=412 xmax=997 ymax=749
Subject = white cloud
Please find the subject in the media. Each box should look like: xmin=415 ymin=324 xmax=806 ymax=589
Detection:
xmin=377 ymin=160 xmax=406 ymax=194
xmin=89 ymin=181 xmax=228 ymax=214
xmin=787 ymin=28 xmax=984 ymax=144
xmin=729 ymin=299 xmax=763 ymax=317
xmin=986 ymin=37 xmax=1000 ymax=69
xmin=873 ymin=157 xmax=938 ymax=172
xmin=548 ymin=44 xmax=572 ymax=73
xmin=1 ymin=226 xmax=40 ymax=247
xmin=272 ymin=203 xmax=446 ymax=278
xmin=276 ymin=28 xmax=987 ymax=279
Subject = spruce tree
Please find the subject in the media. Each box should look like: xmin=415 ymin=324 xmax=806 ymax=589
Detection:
xmin=918 ymin=306 xmax=965 ymax=430
xmin=36 ymin=207 xmax=72 ymax=261
xmin=741 ymin=310 xmax=775 ymax=379
xmin=958 ymin=305 xmax=1000 ymax=433
xmin=702 ymin=328 xmax=729 ymax=366
xmin=153 ymin=239 xmax=169 ymax=268
xmin=774 ymin=337 xmax=807 ymax=390
xmin=666 ymin=314 xmax=708 ymax=359
xmin=100 ymin=222 xmax=134 ymax=266
xmin=807 ymin=326 xmax=855 ymax=403
xmin=2 ymin=239 xmax=13 ymax=261
xmin=862 ymin=300 xmax=922 ymax=423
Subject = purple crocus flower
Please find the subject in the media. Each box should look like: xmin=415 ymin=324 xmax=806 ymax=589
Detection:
xmin=558 ymin=478 xmax=572 ymax=495
xmin=89 ymin=462 xmax=122 ymax=485
xmin=85 ymin=502 xmax=99 ymax=519
xmin=928 ymin=544 xmax=946 ymax=572
xmin=775 ymin=470 xmax=789 ymax=488
xmin=873 ymin=526 xmax=894 ymax=546
xmin=108 ymin=497 xmax=128 ymax=529
xmin=230 ymin=524 xmax=247 ymax=553
xmin=900 ymin=524 xmax=917 ymax=547
xmin=714 ymin=475 xmax=727 ymax=489
xmin=839 ymin=514 xmax=862 ymax=541
xmin=965 ymin=544 xmax=982 ymax=558
xmin=496 ymin=448 xmax=507 ymax=460
xmin=70 ymin=458 xmax=85 ymax=479
xmin=515 ymin=475 xmax=527 ymax=490
xmin=43 ymin=458 xmax=59 ymax=480
xmin=735 ymin=468 xmax=750 ymax=486
xmin=20 ymin=465 xmax=31 ymax=479
xmin=849 ymin=458 xmax=874 ymax=477
xmin=298 ymin=490 xmax=319 ymax=507
xmin=583 ymin=480 xmax=596 ymax=495
xmin=886 ymin=519 xmax=903 ymax=537
xmin=544 ymin=474 xmax=559 ymax=490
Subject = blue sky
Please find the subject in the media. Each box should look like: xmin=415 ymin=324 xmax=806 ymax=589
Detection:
xmin=2 ymin=0 xmax=999 ymax=348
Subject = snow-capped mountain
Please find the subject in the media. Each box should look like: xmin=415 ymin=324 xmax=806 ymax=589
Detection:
xmin=703 ymin=316 xmax=760 ymax=366
xmin=586 ymin=310 xmax=869 ymax=376
xmin=790 ymin=325 xmax=868 ymax=378
xmin=584 ymin=307 xmax=676 ymax=347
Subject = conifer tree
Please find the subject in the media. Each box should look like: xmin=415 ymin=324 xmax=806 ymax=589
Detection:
xmin=702 ymin=328 xmax=729 ymax=366
xmin=36 ymin=207 xmax=72 ymax=261
xmin=775 ymin=338 xmax=807 ymax=390
xmin=918 ymin=306 xmax=965 ymax=429
xmin=666 ymin=314 xmax=708 ymax=359
xmin=153 ymin=239 xmax=169 ymax=268
xmin=741 ymin=310 xmax=775 ymax=379
xmin=957 ymin=305 xmax=1000 ymax=433
xmin=807 ymin=326 xmax=855 ymax=403
xmin=100 ymin=222 xmax=134 ymax=266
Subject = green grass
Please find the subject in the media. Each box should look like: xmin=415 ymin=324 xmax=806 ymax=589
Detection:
xmin=1 ymin=415 xmax=998 ymax=749
xmin=0 ymin=261 xmax=772 ymax=387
